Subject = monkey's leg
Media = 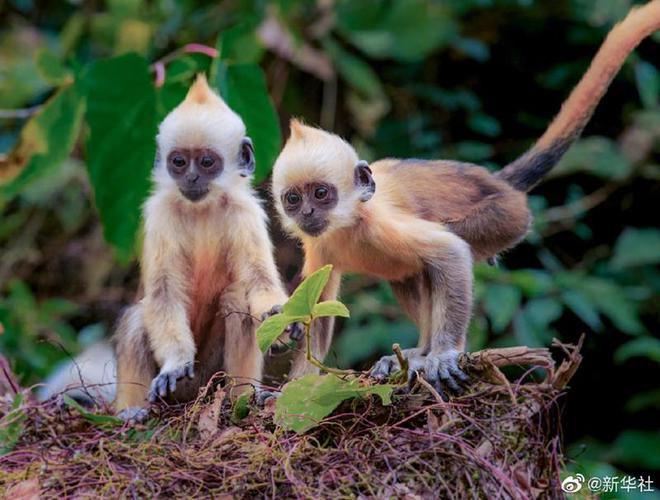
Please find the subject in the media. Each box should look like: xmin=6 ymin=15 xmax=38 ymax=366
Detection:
xmin=223 ymin=300 xmax=263 ymax=398
xmin=422 ymin=234 xmax=474 ymax=393
xmin=114 ymin=306 xmax=157 ymax=421
xmin=289 ymin=268 xmax=342 ymax=379
xmin=371 ymin=274 xmax=433 ymax=380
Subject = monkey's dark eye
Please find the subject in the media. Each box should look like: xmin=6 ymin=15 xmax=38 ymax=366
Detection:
xmin=172 ymin=155 xmax=186 ymax=168
xmin=286 ymin=192 xmax=301 ymax=205
xmin=314 ymin=186 xmax=328 ymax=200
xmin=200 ymin=155 xmax=215 ymax=169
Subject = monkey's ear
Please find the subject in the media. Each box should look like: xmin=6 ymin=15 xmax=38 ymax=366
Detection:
xmin=238 ymin=137 xmax=255 ymax=177
xmin=354 ymin=160 xmax=375 ymax=202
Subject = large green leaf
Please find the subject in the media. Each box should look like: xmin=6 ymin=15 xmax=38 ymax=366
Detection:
xmin=275 ymin=374 xmax=393 ymax=433
xmin=610 ymin=227 xmax=660 ymax=270
xmin=82 ymin=53 xmax=157 ymax=260
xmin=335 ymin=0 xmax=457 ymax=62
xmin=0 ymin=85 xmax=84 ymax=206
xmin=214 ymin=62 xmax=281 ymax=183
xmin=284 ymin=265 xmax=333 ymax=317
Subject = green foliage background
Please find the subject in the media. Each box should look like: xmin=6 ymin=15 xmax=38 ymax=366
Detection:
xmin=0 ymin=0 xmax=658 ymax=487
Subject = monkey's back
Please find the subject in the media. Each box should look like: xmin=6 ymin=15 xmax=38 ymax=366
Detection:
xmin=372 ymin=159 xmax=531 ymax=260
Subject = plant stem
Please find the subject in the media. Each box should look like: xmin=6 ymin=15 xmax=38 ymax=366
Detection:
xmin=304 ymin=320 xmax=355 ymax=376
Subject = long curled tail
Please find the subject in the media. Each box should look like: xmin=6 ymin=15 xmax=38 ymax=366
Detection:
xmin=496 ymin=0 xmax=660 ymax=192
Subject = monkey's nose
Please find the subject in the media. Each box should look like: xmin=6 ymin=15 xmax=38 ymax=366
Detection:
xmin=187 ymin=173 xmax=200 ymax=183
xmin=302 ymin=207 xmax=314 ymax=217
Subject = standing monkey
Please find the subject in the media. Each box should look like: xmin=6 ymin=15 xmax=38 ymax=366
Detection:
xmin=271 ymin=2 xmax=660 ymax=391
xmin=114 ymin=75 xmax=289 ymax=420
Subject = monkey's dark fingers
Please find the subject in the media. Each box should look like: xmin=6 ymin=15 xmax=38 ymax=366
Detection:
xmin=117 ymin=407 xmax=149 ymax=423
xmin=431 ymin=378 xmax=449 ymax=402
xmin=261 ymin=304 xmax=284 ymax=321
xmin=148 ymin=374 xmax=167 ymax=402
xmin=255 ymin=388 xmax=280 ymax=407
xmin=185 ymin=362 xmax=195 ymax=379
xmin=288 ymin=322 xmax=304 ymax=342
xmin=371 ymin=354 xmax=399 ymax=380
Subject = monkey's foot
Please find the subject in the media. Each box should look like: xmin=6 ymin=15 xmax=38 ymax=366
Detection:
xmin=117 ymin=407 xmax=149 ymax=423
xmin=371 ymin=348 xmax=468 ymax=399
xmin=148 ymin=361 xmax=195 ymax=402
xmin=370 ymin=348 xmax=425 ymax=380
xmin=424 ymin=349 xmax=468 ymax=394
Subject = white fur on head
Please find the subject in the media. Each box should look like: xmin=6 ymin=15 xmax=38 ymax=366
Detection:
xmin=153 ymin=74 xmax=248 ymax=197
xmin=271 ymin=120 xmax=363 ymax=238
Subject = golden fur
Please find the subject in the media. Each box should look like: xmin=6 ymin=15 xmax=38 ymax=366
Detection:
xmin=115 ymin=75 xmax=288 ymax=412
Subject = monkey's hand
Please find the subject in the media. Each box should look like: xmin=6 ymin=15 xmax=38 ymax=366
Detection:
xmin=148 ymin=361 xmax=195 ymax=402
xmin=261 ymin=305 xmax=304 ymax=348
xmin=254 ymin=386 xmax=281 ymax=407
xmin=117 ymin=406 xmax=150 ymax=423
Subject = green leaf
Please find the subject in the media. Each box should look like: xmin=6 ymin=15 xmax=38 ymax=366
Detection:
xmin=610 ymin=227 xmax=660 ymax=270
xmin=214 ymin=62 xmax=281 ymax=183
xmin=0 ymin=394 xmax=26 ymax=455
xmin=0 ymin=85 xmax=84 ymax=205
xmin=34 ymin=49 xmax=72 ymax=85
xmin=275 ymin=374 xmax=393 ymax=433
xmin=561 ymin=290 xmax=602 ymax=331
xmin=335 ymin=0 xmax=457 ymax=62
xmin=615 ymin=337 xmax=660 ymax=364
xmin=482 ymin=284 xmax=521 ymax=332
xmin=256 ymin=313 xmax=308 ymax=353
xmin=551 ymin=137 xmax=632 ymax=180
xmin=63 ymin=395 xmax=123 ymax=428
xmin=323 ymin=38 xmax=385 ymax=98
xmin=513 ymin=298 xmax=561 ymax=347
xmin=284 ymin=265 xmax=333 ymax=317
xmin=626 ymin=389 xmax=660 ymax=412
xmin=312 ymin=300 xmax=350 ymax=319
xmin=635 ymin=60 xmax=660 ymax=109
xmin=215 ymin=19 xmax=264 ymax=67
xmin=610 ymin=430 xmax=660 ymax=470
xmin=82 ymin=53 xmax=158 ymax=260
xmin=231 ymin=392 xmax=251 ymax=424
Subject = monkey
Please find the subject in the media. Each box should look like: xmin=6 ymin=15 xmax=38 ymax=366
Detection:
xmin=114 ymin=74 xmax=290 ymax=421
xmin=271 ymin=1 xmax=660 ymax=393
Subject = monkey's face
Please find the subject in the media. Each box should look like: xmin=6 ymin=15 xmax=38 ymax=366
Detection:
xmin=167 ymin=148 xmax=222 ymax=201
xmin=281 ymin=182 xmax=338 ymax=236
xmin=165 ymin=139 xmax=254 ymax=202
xmin=277 ymin=161 xmax=375 ymax=238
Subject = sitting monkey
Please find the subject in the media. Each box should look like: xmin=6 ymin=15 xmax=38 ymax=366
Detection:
xmin=114 ymin=75 xmax=289 ymax=420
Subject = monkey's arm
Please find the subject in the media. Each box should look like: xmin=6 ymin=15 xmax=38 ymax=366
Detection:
xmin=141 ymin=232 xmax=195 ymax=401
xmin=289 ymin=251 xmax=342 ymax=378
xmin=236 ymin=223 xmax=289 ymax=320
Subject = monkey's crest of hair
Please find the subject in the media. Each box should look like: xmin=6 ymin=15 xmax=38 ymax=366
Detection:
xmin=272 ymin=119 xmax=365 ymax=237
xmin=153 ymin=74 xmax=248 ymax=197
